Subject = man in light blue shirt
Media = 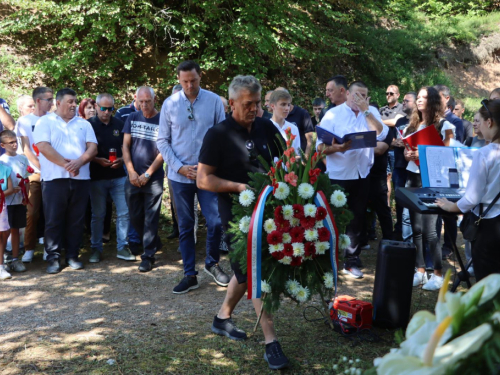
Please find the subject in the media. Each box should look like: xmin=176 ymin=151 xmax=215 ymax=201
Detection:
xmin=157 ymin=60 xmax=229 ymax=294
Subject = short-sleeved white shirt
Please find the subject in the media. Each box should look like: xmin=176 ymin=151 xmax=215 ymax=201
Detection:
xmin=17 ymin=113 xmax=42 ymax=172
xmin=271 ymin=120 xmax=301 ymax=154
xmin=33 ymin=112 xmax=97 ymax=181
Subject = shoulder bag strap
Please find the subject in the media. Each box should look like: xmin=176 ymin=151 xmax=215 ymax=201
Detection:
xmin=478 ymin=190 xmax=500 ymax=221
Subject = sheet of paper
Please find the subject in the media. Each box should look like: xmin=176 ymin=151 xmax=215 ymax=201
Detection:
xmin=456 ymin=148 xmax=479 ymax=187
xmin=425 ymin=147 xmax=456 ymax=187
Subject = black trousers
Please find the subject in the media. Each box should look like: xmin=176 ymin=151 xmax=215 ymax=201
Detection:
xmin=42 ymin=179 xmax=90 ymax=262
xmin=330 ymin=177 xmax=370 ymax=265
xmin=472 ymin=214 xmax=500 ymax=281
xmin=367 ymin=175 xmax=393 ymax=240
xmin=406 ymin=171 xmax=441 ymax=270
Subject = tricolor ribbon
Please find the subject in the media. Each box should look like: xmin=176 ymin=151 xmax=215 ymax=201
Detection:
xmin=16 ymin=173 xmax=31 ymax=206
xmin=247 ymin=185 xmax=274 ymax=299
xmin=0 ymin=179 xmax=4 ymax=213
xmin=314 ymin=191 xmax=339 ymax=295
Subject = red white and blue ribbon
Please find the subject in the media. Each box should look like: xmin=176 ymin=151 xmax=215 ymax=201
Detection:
xmin=247 ymin=185 xmax=274 ymax=299
xmin=314 ymin=191 xmax=339 ymax=295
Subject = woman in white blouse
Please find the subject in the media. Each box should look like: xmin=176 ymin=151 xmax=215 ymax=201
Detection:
xmin=437 ymin=99 xmax=500 ymax=281
xmin=404 ymin=86 xmax=455 ymax=291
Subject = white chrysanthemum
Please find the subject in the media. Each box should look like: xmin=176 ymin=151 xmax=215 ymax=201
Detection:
xmin=290 ymin=217 xmax=300 ymax=227
xmin=330 ymin=190 xmax=347 ymax=208
xmin=315 ymin=220 xmax=324 ymax=229
xmin=323 ymin=272 xmax=334 ymax=289
xmin=268 ymin=243 xmax=284 ymax=254
xmin=304 ymin=229 xmax=318 ymax=242
xmin=274 ymin=182 xmax=290 ymax=200
xmin=286 ymin=280 xmax=300 ymax=295
xmin=261 ymin=280 xmax=271 ymax=294
xmin=239 ymin=189 xmax=255 ymax=207
xmin=282 ymin=204 xmax=293 ymax=220
xmin=279 ymin=256 xmax=292 ymax=265
xmin=297 ymin=183 xmax=314 ymax=199
xmin=263 ymin=218 xmax=277 ymax=233
xmin=303 ymin=203 xmax=317 ymax=218
xmin=295 ymin=286 xmax=310 ymax=302
xmin=292 ymin=243 xmax=305 ymax=257
xmin=282 ymin=232 xmax=292 ymax=244
xmin=339 ymin=234 xmax=351 ymax=250
xmin=239 ymin=216 xmax=251 ymax=233
xmin=315 ymin=241 xmax=330 ymax=255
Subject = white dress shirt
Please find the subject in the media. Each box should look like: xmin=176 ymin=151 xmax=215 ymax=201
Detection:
xmin=271 ymin=120 xmax=301 ymax=154
xmin=457 ymin=142 xmax=500 ymax=219
xmin=317 ymin=103 xmax=388 ymax=180
xmin=33 ymin=112 xmax=97 ymax=181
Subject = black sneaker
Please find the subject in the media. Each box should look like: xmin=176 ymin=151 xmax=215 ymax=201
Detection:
xmin=342 ymin=264 xmax=364 ymax=279
xmin=204 ymin=264 xmax=230 ymax=287
xmin=66 ymin=258 xmax=84 ymax=270
xmin=129 ymin=242 xmax=143 ymax=256
xmin=138 ymin=259 xmax=154 ymax=272
xmin=211 ymin=316 xmax=247 ymax=341
xmin=264 ymin=340 xmax=290 ymax=370
xmin=355 ymin=257 xmax=364 ymax=269
xmin=173 ymin=275 xmax=199 ymax=294
xmin=46 ymin=259 xmax=61 ymax=274
xmin=166 ymin=228 xmax=179 ymax=239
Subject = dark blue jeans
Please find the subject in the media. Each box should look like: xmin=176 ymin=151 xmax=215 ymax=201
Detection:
xmin=169 ymin=179 xmax=222 ymax=276
xmin=124 ymin=178 xmax=163 ymax=261
xmin=392 ymin=167 xmax=407 ymax=233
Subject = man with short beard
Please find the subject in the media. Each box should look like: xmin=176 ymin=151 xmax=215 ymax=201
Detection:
xmin=33 ymin=88 xmax=98 ymax=274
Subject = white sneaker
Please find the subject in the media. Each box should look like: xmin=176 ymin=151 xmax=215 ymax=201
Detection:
xmin=22 ymin=250 xmax=35 ymax=263
xmin=43 ymin=250 xmax=48 ymax=261
xmin=0 ymin=265 xmax=12 ymax=280
xmin=413 ymin=271 xmax=428 ymax=287
xmin=39 ymin=237 xmax=44 ymax=244
xmin=422 ymin=274 xmax=444 ymax=291
xmin=467 ymin=266 xmax=475 ymax=278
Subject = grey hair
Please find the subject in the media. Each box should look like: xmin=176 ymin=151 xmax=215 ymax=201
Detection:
xmin=16 ymin=94 xmax=32 ymax=111
xmin=136 ymin=86 xmax=155 ymax=99
xmin=172 ymin=84 xmax=182 ymax=95
xmin=96 ymin=93 xmax=115 ymax=105
xmin=228 ymin=75 xmax=261 ymax=100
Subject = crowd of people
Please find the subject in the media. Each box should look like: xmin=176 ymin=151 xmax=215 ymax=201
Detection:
xmin=0 ymin=59 xmax=499 ymax=370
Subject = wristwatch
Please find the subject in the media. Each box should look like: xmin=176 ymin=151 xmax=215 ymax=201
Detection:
xmin=145 ymin=172 xmax=151 ymax=179
xmin=363 ymin=110 xmax=371 ymax=117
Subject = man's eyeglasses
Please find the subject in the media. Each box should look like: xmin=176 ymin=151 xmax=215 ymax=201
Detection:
xmin=246 ymin=140 xmax=258 ymax=161
xmin=187 ymin=104 xmax=194 ymax=120
xmin=481 ymin=99 xmax=492 ymax=119
xmin=100 ymin=106 xmax=114 ymax=112
xmin=386 ymin=92 xmax=395 ymax=96
xmin=39 ymin=98 xmax=54 ymax=102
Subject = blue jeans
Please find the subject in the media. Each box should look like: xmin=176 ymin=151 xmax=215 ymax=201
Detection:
xmin=90 ymin=177 xmax=129 ymax=252
xmin=169 ymin=179 xmax=221 ymax=276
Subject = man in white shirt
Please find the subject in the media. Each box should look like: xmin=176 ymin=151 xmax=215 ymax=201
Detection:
xmin=317 ymin=81 xmax=388 ymax=279
xmin=17 ymin=87 xmax=54 ymax=263
xmin=270 ymin=90 xmax=301 ymax=153
xmin=33 ymin=88 xmax=98 ymax=274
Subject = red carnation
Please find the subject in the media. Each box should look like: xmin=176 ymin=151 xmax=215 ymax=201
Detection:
xmin=290 ymin=227 xmax=305 ymax=243
xmin=292 ymin=204 xmax=304 ymax=219
xmin=283 ymin=244 xmax=293 ymax=257
xmin=275 ymin=218 xmax=291 ymax=233
xmin=291 ymin=256 xmax=303 ymax=267
xmin=274 ymin=206 xmax=283 ymax=221
xmin=316 ymin=207 xmax=327 ymax=221
xmin=304 ymin=242 xmax=315 ymax=257
xmin=317 ymin=227 xmax=330 ymax=242
xmin=271 ymin=251 xmax=285 ymax=260
xmin=300 ymin=216 xmax=316 ymax=229
xmin=27 ymin=166 xmax=35 ymax=174
xmin=267 ymin=230 xmax=283 ymax=245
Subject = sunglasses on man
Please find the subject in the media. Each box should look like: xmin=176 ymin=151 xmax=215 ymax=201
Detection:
xmin=100 ymin=106 xmax=115 ymax=112
xmin=386 ymin=92 xmax=395 ymax=96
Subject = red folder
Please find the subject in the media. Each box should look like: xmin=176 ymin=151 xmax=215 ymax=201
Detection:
xmin=399 ymin=125 xmax=444 ymax=166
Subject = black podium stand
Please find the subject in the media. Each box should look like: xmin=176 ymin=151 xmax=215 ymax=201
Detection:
xmin=395 ymin=187 xmax=472 ymax=291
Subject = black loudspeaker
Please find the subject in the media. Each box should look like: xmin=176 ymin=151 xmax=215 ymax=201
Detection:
xmin=372 ymin=240 xmax=417 ymax=329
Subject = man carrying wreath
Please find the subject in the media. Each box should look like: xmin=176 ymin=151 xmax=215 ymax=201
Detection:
xmin=197 ymin=75 xmax=289 ymax=370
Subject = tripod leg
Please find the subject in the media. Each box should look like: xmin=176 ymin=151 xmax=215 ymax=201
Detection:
xmin=444 ymin=217 xmax=471 ymax=290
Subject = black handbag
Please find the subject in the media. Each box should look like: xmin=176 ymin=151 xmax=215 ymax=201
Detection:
xmin=460 ymin=191 xmax=500 ymax=241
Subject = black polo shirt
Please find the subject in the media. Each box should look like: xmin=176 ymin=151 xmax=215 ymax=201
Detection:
xmin=369 ymin=130 xmax=394 ymax=179
xmin=379 ymin=102 xmax=405 ymax=120
xmin=286 ymin=105 xmax=314 ymax=152
xmin=88 ymin=115 xmax=126 ymax=180
xmin=199 ymin=115 xmax=284 ymax=225
xmin=394 ymin=116 xmax=410 ymax=169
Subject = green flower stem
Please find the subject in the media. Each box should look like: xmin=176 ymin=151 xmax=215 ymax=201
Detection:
xmin=318 ymin=288 xmax=334 ymax=329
